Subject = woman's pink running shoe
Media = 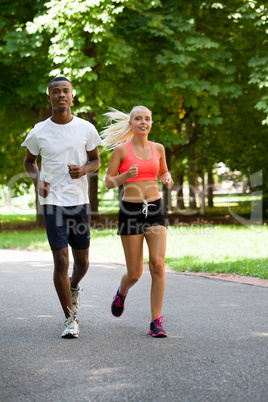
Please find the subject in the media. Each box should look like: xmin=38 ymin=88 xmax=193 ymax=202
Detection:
xmin=111 ymin=289 xmax=127 ymax=317
xmin=148 ymin=316 xmax=167 ymax=337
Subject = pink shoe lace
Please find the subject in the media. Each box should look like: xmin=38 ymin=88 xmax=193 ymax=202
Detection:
xmin=154 ymin=316 xmax=165 ymax=327
xmin=113 ymin=294 xmax=125 ymax=308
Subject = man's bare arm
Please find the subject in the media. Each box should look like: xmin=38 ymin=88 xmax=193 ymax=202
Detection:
xmin=24 ymin=149 xmax=51 ymax=198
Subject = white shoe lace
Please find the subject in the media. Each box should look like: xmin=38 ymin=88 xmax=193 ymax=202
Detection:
xmin=64 ymin=306 xmax=77 ymax=324
xmin=142 ymin=199 xmax=156 ymax=218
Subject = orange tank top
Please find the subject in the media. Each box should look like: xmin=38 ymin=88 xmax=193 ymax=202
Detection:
xmin=119 ymin=141 xmax=160 ymax=182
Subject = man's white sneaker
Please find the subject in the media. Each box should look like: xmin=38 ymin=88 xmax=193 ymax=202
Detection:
xmin=61 ymin=309 xmax=79 ymax=338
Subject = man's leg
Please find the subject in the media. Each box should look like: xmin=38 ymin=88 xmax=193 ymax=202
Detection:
xmin=67 ymin=248 xmax=89 ymax=315
xmin=68 ymin=203 xmax=90 ymax=288
xmin=52 ymin=247 xmax=72 ymax=318
xmin=70 ymin=248 xmax=89 ymax=289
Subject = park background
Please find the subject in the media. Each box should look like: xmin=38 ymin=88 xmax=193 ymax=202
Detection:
xmin=0 ymin=0 xmax=267 ymax=278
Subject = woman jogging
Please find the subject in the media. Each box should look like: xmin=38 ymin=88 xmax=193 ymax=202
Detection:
xmin=102 ymin=105 xmax=174 ymax=337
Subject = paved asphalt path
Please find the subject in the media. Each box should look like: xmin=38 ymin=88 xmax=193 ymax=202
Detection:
xmin=0 ymin=250 xmax=267 ymax=402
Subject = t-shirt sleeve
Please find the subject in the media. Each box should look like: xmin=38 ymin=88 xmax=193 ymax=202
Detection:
xmin=21 ymin=129 xmax=40 ymax=156
xmin=86 ymin=124 xmax=104 ymax=151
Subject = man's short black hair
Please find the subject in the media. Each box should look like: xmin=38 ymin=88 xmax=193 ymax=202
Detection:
xmin=48 ymin=76 xmax=72 ymax=92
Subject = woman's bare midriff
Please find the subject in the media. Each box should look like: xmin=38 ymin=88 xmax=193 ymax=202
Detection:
xmin=122 ymin=181 xmax=160 ymax=202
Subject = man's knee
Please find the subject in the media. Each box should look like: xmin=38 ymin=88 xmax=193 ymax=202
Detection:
xmin=53 ymin=249 xmax=69 ymax=272
xmin=73 ymin=249 xmax=89 ymax=272
xmin=76 ymin=259 xmax=89 ymax=272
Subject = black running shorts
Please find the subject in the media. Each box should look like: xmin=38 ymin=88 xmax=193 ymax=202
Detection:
xmin=43 ymin=204 xmax=91 ymax=250
xmin=117 ymin=198 xmax=167 ymax=235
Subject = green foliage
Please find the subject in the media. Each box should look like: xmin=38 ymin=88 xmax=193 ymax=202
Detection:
xmin=0 ymin=0 xmax=267 ymax=213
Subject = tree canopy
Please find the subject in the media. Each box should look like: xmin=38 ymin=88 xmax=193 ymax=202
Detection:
xmin=1 ymin=0 xmax=267 ymax=213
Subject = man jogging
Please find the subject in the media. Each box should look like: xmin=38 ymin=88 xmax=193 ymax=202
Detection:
xmin=22 ymin=77 xmax=103 ymax=338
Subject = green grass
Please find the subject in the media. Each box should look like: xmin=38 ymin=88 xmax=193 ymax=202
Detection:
xmin=0 ymin=229 xmax=50 ymax=251
xmin=165 ymin=225 xmax=268 ymax=279
xmin=0 ymin=213 xmax=36 ymax=224
xmin=205 ymin=202 xmax=252 ymax=216
xmin=0 ymin=224 xmax=267 ymax=279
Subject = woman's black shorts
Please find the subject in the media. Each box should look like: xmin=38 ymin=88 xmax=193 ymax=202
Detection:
xmin=117 ymin=198 xmax=168 ymax=235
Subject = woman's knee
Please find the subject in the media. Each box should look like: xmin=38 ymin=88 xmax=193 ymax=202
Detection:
xmin=130 ymin=274 xmax=142 ymax=284
xmin=150 ymin=259 xmax=165 ymax=278
xmin=126 ymin=267 xmax=143 ymax=284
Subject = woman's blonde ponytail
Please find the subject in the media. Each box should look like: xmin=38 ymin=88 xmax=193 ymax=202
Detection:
xmin=101 ymin=108 xmax=133 ymax=149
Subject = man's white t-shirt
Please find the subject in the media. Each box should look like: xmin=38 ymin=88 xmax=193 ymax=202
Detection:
xmin=21 ymin=116 xmax=103 ymax=206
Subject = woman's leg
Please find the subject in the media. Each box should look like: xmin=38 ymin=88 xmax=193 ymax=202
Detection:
xmin=145 ymin=226 xmax=167 ymax=321
xmin=119 ymin=234 xmax=145 ymax=296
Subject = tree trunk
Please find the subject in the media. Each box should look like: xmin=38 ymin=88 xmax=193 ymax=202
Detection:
xmin=207 ymin=168 xmax=214 ymax=207
xmin=89 ymin=170 xmax=99 ymax=217
xmin=177 ymin=174 xmax=185 ymax=209
xmin=34 ymin=108 xmax=51 ymax=227
xmin=199 ymin=171 xmax=205 ymax=215
xmin=188 ymin=160 xmax=197 ymax=210
xmin=37 ymin=107 xmax=51 ymax=122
